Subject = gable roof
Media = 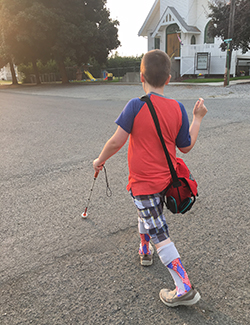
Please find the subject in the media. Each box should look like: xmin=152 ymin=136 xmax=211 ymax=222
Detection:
xmin=140 ymin=5 xmax=200 ymax=38
xmin=167 ymin=7 xmax=200 ymax=33
xmin=138 ymin=0 xmax=160 ymax=37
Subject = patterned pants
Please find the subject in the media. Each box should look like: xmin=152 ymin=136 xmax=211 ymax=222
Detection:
xmin=130 ymin=190 xmax=169 ymax=245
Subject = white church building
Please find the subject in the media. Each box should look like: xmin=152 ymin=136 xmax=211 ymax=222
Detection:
xmin=139 ymin=0 xmax=250 ymax=79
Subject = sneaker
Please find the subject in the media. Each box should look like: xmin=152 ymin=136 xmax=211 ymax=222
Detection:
xmin=139 ymin=242 xmax=154 ymax=266
xmin=159 ymin=286 xmax=201 ymax=307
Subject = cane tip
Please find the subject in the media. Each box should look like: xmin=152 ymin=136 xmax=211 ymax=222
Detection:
xmin=82 ymin=212 xmax=88 ymax=219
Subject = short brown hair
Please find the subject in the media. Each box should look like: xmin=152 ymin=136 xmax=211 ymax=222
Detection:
xmin=140 ymin=50 xmax=171 ymax=87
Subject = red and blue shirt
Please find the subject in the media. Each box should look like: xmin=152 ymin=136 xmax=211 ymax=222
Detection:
xmin=115 ymin=92 xmax=191 ymax=196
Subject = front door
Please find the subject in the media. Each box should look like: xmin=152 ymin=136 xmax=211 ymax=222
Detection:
xmin=166 ymin=24 xmax=180 ymax=58
xmin=167 ymin=33 xmax=180 ymax=57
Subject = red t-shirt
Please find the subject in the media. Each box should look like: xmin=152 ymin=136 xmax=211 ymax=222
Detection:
xmin=115 ymin=93 xmax=191 ymax=196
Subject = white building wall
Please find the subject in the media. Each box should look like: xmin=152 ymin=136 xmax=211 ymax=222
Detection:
xmin=186 ymin=0 xmax=198 ymax=26
xmin=160 ymin=0 xmax=207 ymax=29
xmin=0 ymin=67 xmax=7 ymax=80
xmin=0 ymin=65 xmax=12 ymax=81
xmin=196 ymin=0 xmax=210 ymax=40
xmin=142 ymin=0 xmax=250 ymax=77
xmin=181 ymin=39 xmax=223 ymax=75
xmin=180 ymin=39 xmax=241 ymax=76
xmin=148 ymin=32 xmax=155 ymax=52
xmin=145 ymin=2 xmax=161 ymax=52
xmin=0 ymin=64 xmax=20 ymax=81
xmin=187 ymin=0 xmax=209 ymax=30
xmin=160 ymin=0 xmax=188 ymax=18
xmin=159 ymin=0 xmax=209 ymax=50
xmin=158 ymin=31 xmax=165 ymax=52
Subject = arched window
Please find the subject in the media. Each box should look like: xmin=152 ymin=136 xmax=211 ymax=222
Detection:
xmin=191 ymin=35 xmax=196 ymax=45
xmin=166 ymin=23 xmax=179 ymax=35
xmin=204 ymin=21 xmax=214 ymax=44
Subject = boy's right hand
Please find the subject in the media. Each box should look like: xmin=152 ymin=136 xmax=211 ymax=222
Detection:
xmin=93 ymin=158 xmax=104 ymax=173
xmin=193 ymin=98 xmax=208 ymax=121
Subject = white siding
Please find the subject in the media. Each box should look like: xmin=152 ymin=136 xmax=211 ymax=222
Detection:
xmin=148 ymin=32 xmax=155 ymax=52
xmin=186 ymin=0 xmax=197 ymax=26
xmin=195 ymin=0 xmax=210 ymax=34
xmin=0 ymin=65 xmax=12 ymax=81
xmin=160 ymin=0 xmax=209 ymax=36
xmin=141 ymin=0 xmax=250 ymax=76
xmin=181 ymin=44 xmax=227 ymax=76
xmin=161 ymin=0 xmax=188 ymax=18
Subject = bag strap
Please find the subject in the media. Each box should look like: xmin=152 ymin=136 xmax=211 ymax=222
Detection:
xmin=140 ymin=95 xmax=181 ymax=188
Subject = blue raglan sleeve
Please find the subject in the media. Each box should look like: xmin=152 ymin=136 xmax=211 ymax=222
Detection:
xmin=115 ymin=98 xmax=144 ymax=134
xmin=176 ymin=102 xmax=191 ymax=148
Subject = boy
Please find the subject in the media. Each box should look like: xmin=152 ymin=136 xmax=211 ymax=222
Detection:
xmin=93 ymin=50 xmax=207 ymax=307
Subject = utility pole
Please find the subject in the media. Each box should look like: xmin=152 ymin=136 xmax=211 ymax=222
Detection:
xmin=224 ymin=0 xmax=236 ymax=87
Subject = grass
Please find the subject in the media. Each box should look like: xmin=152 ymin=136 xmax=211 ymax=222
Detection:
xmin=69 ymin=76 xmax=122 ymax=84
xmin=183 ymin=75 xmax=250 ymax=83
xmin=2 ymin=75 xmax=249 ymax=86
xmin=72 ymin=75 xmax=250 ymax=84
xmin=0 ymin=80 xmax=13 ymax=85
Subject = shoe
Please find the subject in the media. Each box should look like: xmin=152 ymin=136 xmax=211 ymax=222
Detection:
xmin=159 ymin=286 xmax=201 ymax=307
xmin=139 ymin=242 xmax=154 ymax=266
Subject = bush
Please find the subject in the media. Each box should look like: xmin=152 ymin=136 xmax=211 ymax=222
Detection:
xmin=104 ymin=52 xmax=143 ymax=78
xmin=18 ymin=60 xmax=60 ymax=83
xmin=17 ymin=54 xmax=145 ymax=83
xmin=18 ymin=63 xmax=33 ymax=83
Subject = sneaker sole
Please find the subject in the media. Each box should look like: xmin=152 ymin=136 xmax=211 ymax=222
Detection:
xmin=159 ymin=291 xmax=201 ymax=307
xmin=140 ymin=258 xmax=153 ymax=266
xmin=139 ymin=242 xmax=154 ymax=266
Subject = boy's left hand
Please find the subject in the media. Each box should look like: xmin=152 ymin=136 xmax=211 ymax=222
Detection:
xmin=193 ymin=98 xmax=208 ymax=121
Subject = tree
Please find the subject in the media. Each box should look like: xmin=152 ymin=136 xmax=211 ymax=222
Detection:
xmin=0 ymin=2 xmax=19 ymax=84
xmin=85 ymin=1 xmax=120 ymax=65
xmin=0 ymin=0 xmax=60 ymax=84
xmin=44 ymin=0 xmax=120 ymax=82
xmin=208 ymin=0 xmax=250 ymax=53
xmin=0 ymin=0 xmax=120 ymax=84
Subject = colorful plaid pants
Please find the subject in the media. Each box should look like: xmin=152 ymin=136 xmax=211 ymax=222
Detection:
xmin=130 ymin=190 xmax=169 ymax=245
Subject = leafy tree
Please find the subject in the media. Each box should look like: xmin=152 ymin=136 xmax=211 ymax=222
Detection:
xmin=0 ymin=3 xmax=18 ymax=84
xmin=0 ymin=0 xmax=60 ymax=84
xmin=208 ymin=0 xmax=250 ymax=53
xmin=18 ymin=60 xmax=60 ymax=83
xmin=0 ymin=0 xmax=120 ymax=84
xmin=0 ymin=34 xmax=9 ymax=70
xmin=44 ymin=0 xmax=120 ymax=82
xmin=86 ymin=2 xmax=120 ymax=64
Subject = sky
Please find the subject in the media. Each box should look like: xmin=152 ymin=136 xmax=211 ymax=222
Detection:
xmin=106 ymin=0 xmax=155 ymax=57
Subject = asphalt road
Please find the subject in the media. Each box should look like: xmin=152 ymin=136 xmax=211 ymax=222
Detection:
xmin=0 ymin=82 xmax=249 ymax=325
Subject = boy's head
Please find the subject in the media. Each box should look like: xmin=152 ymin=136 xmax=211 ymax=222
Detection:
xmin=140 ymin=50 xmax=171 ymax=88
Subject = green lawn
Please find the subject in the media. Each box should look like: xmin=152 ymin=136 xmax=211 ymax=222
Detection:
xmin=1 ymin=75 xmax=249 ymax=85
xmin=0 ymin=80 xmax=13 ymax=85
xmin=182 ymin=75 xmax=250 ymax=83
